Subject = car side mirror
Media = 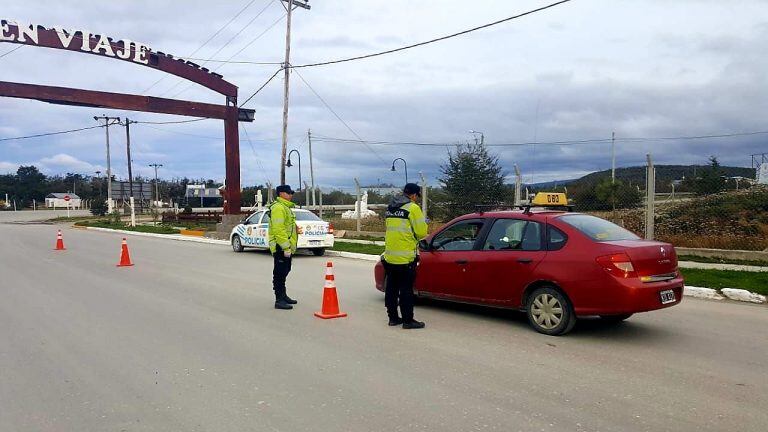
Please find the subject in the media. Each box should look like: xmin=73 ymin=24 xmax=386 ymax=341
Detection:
xmin=418 ymin=239 xmax=431 ymax=251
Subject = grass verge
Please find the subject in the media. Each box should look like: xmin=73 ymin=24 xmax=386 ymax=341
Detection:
xmin=331 ymin=242 xmax=384 ymax=255
xmin=75 ymin=220 xmax=180 ymax=235
xmin=678 ymin=255 xmax=768 ymax=267
xmin=680 ymin=268 xmax=768 ymax=296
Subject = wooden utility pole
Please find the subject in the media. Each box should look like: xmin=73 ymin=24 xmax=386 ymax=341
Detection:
xmin=94 ymin=115 xmax=121 ymax=214
xmin=280 ymin=0 xmax=311 ymax=185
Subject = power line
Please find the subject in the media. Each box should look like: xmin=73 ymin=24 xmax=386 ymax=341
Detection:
xmin=140 ymin=0 xmax=260 ymax=94
xmin=133 ymin=118 xmax=209 ymax=125
xmin=313 ymin=129 xmax=768 ymax=147
xmin=0 ymin=44 xmax=23 ymax=59
xmin=240 ymin=123 xmax=271 ymax=184
xmin=0 ymin=123 xmax=114 ymax=142
xmin=239 ymin=67 xmax=284 ymax=107
xmin=165 ymin=0 xmax=278 ymax=99
xmin=183 ymin=57 xmax=282 ymax=65
xmin=291 ymin=0 xmax=574 ymax=69
xmin=292 ymin=68 xmax=387 ymax=164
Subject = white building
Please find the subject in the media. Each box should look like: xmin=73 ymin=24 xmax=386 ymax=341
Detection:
xmin=46 ymin=193 xmax=82 ymax=209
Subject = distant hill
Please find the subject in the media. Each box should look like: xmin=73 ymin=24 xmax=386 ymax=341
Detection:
xmin=575 ymin=165 xmax=756 ymax=188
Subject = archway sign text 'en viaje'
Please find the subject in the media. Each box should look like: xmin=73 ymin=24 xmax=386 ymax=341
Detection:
xmin=0 ymin=19 xmax=256 ymax=214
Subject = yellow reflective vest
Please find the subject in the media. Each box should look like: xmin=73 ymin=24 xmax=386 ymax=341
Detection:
xmin=268 ymin=197 xmax=298 ymax=254
xmin=384 ymin=197 xmax=428 ymax=264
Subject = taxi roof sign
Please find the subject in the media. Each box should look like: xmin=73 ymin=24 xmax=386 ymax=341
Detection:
xmin=531 ymin=192 xmax=567 ymax=206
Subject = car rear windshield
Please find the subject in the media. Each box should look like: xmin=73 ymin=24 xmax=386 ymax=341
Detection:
xmin=294 ymin=212 xmax=322 ymax=221
xmin=558 ymin=214 xmax=640 ymax=241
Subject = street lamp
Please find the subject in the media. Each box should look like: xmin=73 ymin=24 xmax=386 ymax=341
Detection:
xmin=391 ymin=157 xmax=408 ymax=183
xmin=286 ymin=149 xmax=302 ymax=194
xmin=94 ymin=170 xmax=102 ymax=198
xmin=469 ymin=130 xmax=484 ymax=146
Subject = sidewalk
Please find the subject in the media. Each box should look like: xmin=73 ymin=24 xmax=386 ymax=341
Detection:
xmin=677 ymin=261 xmax=768 ymax=273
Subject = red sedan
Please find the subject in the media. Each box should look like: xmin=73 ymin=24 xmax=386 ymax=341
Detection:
xmin=375 ymin=199 xmax=683 ymax=335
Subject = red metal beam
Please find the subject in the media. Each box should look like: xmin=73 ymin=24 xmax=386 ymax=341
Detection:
xmin=1 ymin=21 xmax=237 ymax=97
xmin=0 ymin=81 xmax=229 ymax=119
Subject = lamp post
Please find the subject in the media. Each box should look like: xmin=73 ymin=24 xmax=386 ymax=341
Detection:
xmin=286 ymin=149 xmax=302 ymax=197
xmin=391 ymin=157 xmax=408 ymax=183
xmin=469 ymin=130 xmax=484 ymax=146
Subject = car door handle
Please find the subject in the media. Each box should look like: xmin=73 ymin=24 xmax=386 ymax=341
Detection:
xmin=455 ymin=259 xmax=468 ymax=265
xmin=517 ymin=258 xmax=533 ymax=264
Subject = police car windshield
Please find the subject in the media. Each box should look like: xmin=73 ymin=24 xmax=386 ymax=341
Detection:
xmin=294 ymin=211 xmax=322 ymax=221
xmin=559 ymin=214 xmax=640 ymax=242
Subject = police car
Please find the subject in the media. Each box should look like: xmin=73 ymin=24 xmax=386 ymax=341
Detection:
xmin=230 ymin=208 xmax=334 ymax=256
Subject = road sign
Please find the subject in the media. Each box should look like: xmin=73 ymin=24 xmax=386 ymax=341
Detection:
xmin=63 ymin=195 xmax=71 ymax=202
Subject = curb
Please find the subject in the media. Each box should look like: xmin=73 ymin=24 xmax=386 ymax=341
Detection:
xmin=79 ymin=226 xmax=765 ymax=304
xmin=678 ymin=261 xmax=768 ymax=273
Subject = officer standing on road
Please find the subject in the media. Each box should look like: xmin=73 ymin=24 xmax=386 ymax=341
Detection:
xmin=383 ymin=183 xmax=429 ymax=329
xmin=269 ymin=185 xmax=299 ymax=310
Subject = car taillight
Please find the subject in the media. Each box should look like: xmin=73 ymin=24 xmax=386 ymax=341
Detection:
xmin=596 ymin=253 xmax=637 ymax=278
xmin=328 ymin=223 xmax=334 ymax=234
xmin=296 ymin=225 xmax=303 ymax=234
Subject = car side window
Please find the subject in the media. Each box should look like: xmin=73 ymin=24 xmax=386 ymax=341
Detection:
xmin=260 ymin=212 xmax=270 ymax=224
xmin=547 ymin=225 xmax=568 ymax=251
xmin=432 ymin=220 xmax=485 ymax=251
xmin=246 ymin=212 xmax=262 ymax=224
xmin=483 ymin=219 xmax=542 ymax=251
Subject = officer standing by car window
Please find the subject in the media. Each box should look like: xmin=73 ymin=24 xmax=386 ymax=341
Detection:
xmin=269 ymin=185 xmax=299 ymax=310
xmin=383 ymin=183 xmax=429 ymax=329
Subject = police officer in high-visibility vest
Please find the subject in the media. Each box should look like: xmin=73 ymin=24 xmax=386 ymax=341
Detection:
xmin=383 ymin=183 xmax=429 ymax=329
xmin=269 ymin=185 xmax=299 ymax=310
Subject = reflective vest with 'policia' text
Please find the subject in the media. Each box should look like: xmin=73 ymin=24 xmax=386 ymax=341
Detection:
xmin=384 ymin=197 xmax=428 ymax=265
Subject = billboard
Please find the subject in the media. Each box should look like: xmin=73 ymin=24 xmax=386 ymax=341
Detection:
xmin=110 ymin=181 xmax=152 ymax=200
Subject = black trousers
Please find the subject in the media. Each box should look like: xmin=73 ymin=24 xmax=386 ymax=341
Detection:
xmin=384 ymin=261 xmax=417 ymax=322
xmin=272 ymin=250 xmax=292 ymax=300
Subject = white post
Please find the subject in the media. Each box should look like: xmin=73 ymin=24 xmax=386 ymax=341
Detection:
xmin=67 ymin=201 xmax=70 ymax=218
xmin=419 ymin=171 xmax=428 ymax=219
xmin=354 ymin=178 xmax=361 ymax=233
xmin=129 ymin=196 xmax=136 ymax=227
xmin=645 ymin=154 xmax=655 ymax=240
xmin=256 ymin=189 xmax=263 ymax=211
xmin=514 ymin=164 xmax=522 ymax=206
xmin=33 ymin=199 xmax=36 ymax=211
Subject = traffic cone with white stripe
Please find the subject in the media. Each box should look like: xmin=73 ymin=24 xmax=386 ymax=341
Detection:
xmin=314 ymin=261 xmax=347 ymax=319
xmin=54 ymin=230 xmax=66 ymax=251
xmin=116 ymin=238 xmax=134 ymax=267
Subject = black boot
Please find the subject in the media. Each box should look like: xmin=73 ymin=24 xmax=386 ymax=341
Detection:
xmin=275 ymin=300 xmax=293 ymax=310
xmin=402 ymin=320 xmax=425 ymax=329
xmin=282 ymin=295 xmax=298 ymax=305
xmin=388 ymin=316 xmax=403 ymax=326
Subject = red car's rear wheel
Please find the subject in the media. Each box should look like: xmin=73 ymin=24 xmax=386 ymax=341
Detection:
xmin=526 ymin=286 xmax=576 ymax=336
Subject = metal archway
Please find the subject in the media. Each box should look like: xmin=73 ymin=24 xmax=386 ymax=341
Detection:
xmin=0 ymin=19 xmax=255 ymax=214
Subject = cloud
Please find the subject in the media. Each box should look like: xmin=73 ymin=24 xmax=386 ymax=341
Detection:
xmin=0 ymin=161 xmax=19 ymax=174
xmin=37 ymin=154 xmax=103 ymax=174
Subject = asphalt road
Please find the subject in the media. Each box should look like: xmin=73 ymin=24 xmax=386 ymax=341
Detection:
xmin=1 ymin=213 xmax=766 ymax=432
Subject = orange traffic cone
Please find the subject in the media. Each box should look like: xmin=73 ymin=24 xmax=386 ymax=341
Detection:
xmin=314 ymin=261 xmax=347 ymax=319
xmin=116 ymin=238 xmax=134 ymax=267
xmin=54 ymin=230 xmax=66 ymax=250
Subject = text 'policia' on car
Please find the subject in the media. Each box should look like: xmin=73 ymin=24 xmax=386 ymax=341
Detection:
xmin=374 ymin=192 xmax=683 ymax=336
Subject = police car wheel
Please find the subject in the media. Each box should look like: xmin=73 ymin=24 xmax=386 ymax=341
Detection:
xmin=312 ymin=248 xmax=326 ymax=256
xmin=231 ymin=235 xmax=244 ymax=252
xmin=526 ymin=286 xmax=576 ymax=336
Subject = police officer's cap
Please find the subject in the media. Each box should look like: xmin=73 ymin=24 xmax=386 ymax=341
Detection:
xmin=276 ymin=184 xmax=295 ymax=195
xmin=403 ymin=183 xmax=421 ymax=196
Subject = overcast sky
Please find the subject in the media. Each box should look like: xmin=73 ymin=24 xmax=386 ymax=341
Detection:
xmin=1 ymin=0 xmax=767 ymax=189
